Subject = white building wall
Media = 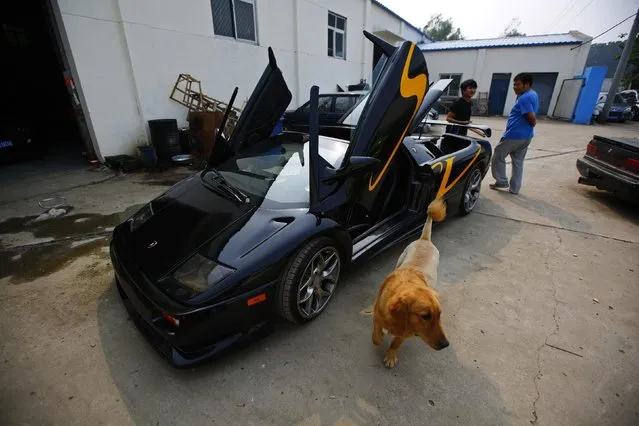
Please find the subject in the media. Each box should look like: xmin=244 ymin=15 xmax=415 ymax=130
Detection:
xmin=56 ymin=0 xmax=146 ymax=159
xmin=55 ymin=0 xmax=422 ymax=158
xmin=423 ymin=43 xmax=591 ymax=116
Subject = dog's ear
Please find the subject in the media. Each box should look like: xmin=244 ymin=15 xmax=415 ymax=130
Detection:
xmin=388 ymin=293 xmax=414 ymax=328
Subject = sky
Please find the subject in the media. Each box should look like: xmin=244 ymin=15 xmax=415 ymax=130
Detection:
xmin=378 ymin=0 xmax=639 ymax=43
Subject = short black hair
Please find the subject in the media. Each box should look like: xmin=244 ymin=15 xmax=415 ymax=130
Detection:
xmin=514 ymin=73 xmax=533 ymax=86
xmin=460 ymin=79 xmax=478 ymax=91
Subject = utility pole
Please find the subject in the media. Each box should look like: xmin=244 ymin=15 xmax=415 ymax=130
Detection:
xmin=599 ymin=9 xmax=639 ymax=123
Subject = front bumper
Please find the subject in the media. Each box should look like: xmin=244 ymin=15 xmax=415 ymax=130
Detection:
xmin=110 ymin=237 xmax=276 ymax=368
xmin=576 ymin=156 xmax=639 ymax=203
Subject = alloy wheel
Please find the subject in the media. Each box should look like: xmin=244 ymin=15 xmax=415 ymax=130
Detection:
xmin=297 ymin=247 xmax=341 ymax=319
xmin=464 ymin=168 xmax=482 ymax=212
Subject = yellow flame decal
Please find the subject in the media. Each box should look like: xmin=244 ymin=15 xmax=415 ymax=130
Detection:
xmin=431 ymin=148 xmax=481 ymax=199
xmin=368 ymin=43 xmax=427 ymax=191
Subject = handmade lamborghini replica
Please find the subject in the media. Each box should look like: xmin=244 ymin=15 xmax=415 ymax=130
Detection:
xmin=110 ymin=31 xmax=493 ymax=367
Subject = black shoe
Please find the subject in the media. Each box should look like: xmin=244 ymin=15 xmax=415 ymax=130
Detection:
xmin=489 ymin=182 xmax=509 ymax=190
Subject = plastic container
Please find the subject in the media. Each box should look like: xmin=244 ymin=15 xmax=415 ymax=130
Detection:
xmin=148 ymin=119 xmax=180 ymax=163
xmin=137 ymin=145 xmax=157 ymax=167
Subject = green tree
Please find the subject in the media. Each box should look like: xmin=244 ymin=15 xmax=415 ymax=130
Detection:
xmin=618 ymin=33 xmax=639 ymax=88
xmin=423 ymin=14 xmax=464 ymax=41
xmin=501 ymin=18 xmax=526 ymax=37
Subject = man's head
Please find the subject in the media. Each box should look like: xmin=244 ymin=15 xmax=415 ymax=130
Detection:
xmin=513 ymin=73 xmax=533 ymax=95
xmin=461 ymin=79 xmax=478 ymax=99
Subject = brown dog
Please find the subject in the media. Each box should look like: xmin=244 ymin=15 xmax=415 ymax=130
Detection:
xmin=372 ymin=199 xmax=449 ymax=368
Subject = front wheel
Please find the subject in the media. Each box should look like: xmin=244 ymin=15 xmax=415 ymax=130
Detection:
xmin=458 ymin=165 xmax=482 ymax=216
xmin=276 ymin=237 xmax=342 ymax=324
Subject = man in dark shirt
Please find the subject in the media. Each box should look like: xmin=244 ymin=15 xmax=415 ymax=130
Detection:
xmin=445 ymin=79 xmax=477 ymax=136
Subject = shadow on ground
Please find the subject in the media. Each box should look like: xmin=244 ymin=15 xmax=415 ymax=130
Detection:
xmin=96 ymin=198 xmax=519 ymax=425
xmin=574 ymin=187 xmax=639 ymax=227
xmin=492 ymin=190 xmax=591 ymax=233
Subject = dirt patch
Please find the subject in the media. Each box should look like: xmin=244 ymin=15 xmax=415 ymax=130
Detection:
xmin=77 ymin=258 xmax=113 ymax=280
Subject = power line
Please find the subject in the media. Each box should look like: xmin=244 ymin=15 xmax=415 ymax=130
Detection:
xmin=545 ymin=0 xmax=579 ymax=31
xmin=565 ymin=0 xmax=597 ymax=26
xmin=570 ymin=12 xmax=638 ymax=50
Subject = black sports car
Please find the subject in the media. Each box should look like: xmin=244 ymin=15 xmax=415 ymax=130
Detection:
xmin=110 ymin=31 xmax=493 ymax=367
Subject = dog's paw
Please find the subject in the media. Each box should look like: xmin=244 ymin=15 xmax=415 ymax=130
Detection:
xmin=383 ymin=351 xmax=399 ymax=368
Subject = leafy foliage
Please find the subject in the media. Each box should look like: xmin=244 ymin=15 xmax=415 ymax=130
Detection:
xmin=423 ymin=14 xmax=464 ymax=41
xmin=501 ymin=18 xmax=526 ymax=37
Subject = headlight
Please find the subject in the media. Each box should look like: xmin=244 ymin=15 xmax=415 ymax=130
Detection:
xmin=625 ymin=107 xmax=632 ymax=113
xmin=172 ymin=253 xmax=235 ymax=293
xmin=129 ymin=203 xmax=153 ymax=232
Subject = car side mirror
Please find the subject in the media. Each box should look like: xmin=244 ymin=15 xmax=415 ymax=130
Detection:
xmin=323 ymin=156 xmax=381 ymax=183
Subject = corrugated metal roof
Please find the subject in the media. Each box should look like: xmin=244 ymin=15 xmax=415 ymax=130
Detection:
xmin=419 ymin=33 xmax=585 ymax=52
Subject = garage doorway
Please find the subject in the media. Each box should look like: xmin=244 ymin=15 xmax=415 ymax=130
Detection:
xmin=0 ymin=0 xmax=94 ymax=168
xmin=526 ymin=72 xmax=559 ymax=116
xmin=488 ymin=73 xmax=511 ymax=115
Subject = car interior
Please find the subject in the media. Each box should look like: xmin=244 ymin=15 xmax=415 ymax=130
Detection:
xmin=345 ymin=148 xmax=412 ymax=240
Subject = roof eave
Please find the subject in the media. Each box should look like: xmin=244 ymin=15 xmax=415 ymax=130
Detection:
xmin=420 ymin=41 xmax=583 ymax=52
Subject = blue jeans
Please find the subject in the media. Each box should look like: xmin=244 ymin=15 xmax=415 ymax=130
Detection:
xmin=491 ymin=138 xmax=531 ymax=194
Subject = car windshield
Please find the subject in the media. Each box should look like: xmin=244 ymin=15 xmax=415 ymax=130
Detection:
xmin=598 ymin=94 xmax=626 ymax=104
xmin=209 ymin=137 xmax=347 ymax=209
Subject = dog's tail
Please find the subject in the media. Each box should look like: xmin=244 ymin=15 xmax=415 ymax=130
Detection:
xmin=420 ymin=198 xmax=447 ymax=241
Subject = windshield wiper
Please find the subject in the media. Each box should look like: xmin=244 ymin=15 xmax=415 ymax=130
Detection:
xmin=202 ymin=170 xmax=249 ymax=203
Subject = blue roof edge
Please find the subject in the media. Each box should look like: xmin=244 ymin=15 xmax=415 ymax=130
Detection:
xmin=371 ymin=0 xmax=435 ymax=42
xmin=420 ymin=40 xmax=582 ymax=52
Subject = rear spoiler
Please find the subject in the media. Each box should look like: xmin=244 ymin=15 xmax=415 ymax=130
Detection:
xmin=422 ymin=119 xmax=492 ymax=138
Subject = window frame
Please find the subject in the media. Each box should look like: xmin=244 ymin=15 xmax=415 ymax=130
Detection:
xmin=211 ymin=0 xmax=259 ymax=44
xmin=328 ymin=11 xmax=347 ymax=60
xmin=439 ymin=73 xmax=463 ymax=97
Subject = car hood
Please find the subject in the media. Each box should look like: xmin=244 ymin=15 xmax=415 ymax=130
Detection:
xmin=129 ymin=173 xmax=254 ymax=282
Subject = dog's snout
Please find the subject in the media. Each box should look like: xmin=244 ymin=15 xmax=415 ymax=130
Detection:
xmin=437 ymin=338 xmax=450 ymax=350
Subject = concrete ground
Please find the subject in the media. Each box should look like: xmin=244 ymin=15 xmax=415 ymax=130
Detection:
xmin=0 ymin=117 xmax=637 ymax=425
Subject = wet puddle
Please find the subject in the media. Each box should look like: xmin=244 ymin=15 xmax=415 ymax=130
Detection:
xmin=0 ymin=204 xmax=142 ymax=241
xmin=0 ymin=205 xmax=143 ymax=284
xmin=1 ymin=237 xmax=110 ymax=284
xmin=135 ymin=170 xmax=195 ymax=187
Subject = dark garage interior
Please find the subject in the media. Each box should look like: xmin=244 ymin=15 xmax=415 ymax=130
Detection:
xmin=0 ymin=1 xmax=105 ymax=204
xmin=0 ymin=0 xmax=93 ymax=168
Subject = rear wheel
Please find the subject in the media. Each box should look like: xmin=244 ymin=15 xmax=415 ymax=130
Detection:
xmin=276 ymin=237 xmax=342 ymax=324
xmin=458 ymin=165 xmax=482 ymax=216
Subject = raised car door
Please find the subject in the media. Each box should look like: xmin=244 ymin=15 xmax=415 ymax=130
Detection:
xmin=308 ymin=31 xmax=429 ymax=216
xmin=408 ymin=78 xmax=452 ymax=134
xmin=222 ymin=47 xmax=293 ymax=158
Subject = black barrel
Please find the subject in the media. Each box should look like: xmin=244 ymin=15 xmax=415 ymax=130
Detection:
xmin=148 ymin=119 xmax=180 ymax=163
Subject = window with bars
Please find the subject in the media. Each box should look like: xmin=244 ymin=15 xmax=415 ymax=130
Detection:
xmin=327 ymin=12 xmax=346 ymax=59
xmin=211 ymin=0 xmax=257 ymax=42
xmin=440 ymin=73 xmax=463 ymax=96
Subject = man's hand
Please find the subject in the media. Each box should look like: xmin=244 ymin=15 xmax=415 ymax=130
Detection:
xmin=525 ymin=112 xmax=536 ymax=127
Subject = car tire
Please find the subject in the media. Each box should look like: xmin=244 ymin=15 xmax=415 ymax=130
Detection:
xmin=458 ymin=165 xmax=482 ymax=216
xmin=276 ymin=237 xmax=342 ymax=324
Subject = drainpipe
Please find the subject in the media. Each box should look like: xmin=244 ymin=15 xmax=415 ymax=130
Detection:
xmin=293 ymin=0 xmax=302 ymax=106
xmin=113 ymin=0 xmax=147 ymax=142
xmin=361 ymin=0 xmax=372 ymax=80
